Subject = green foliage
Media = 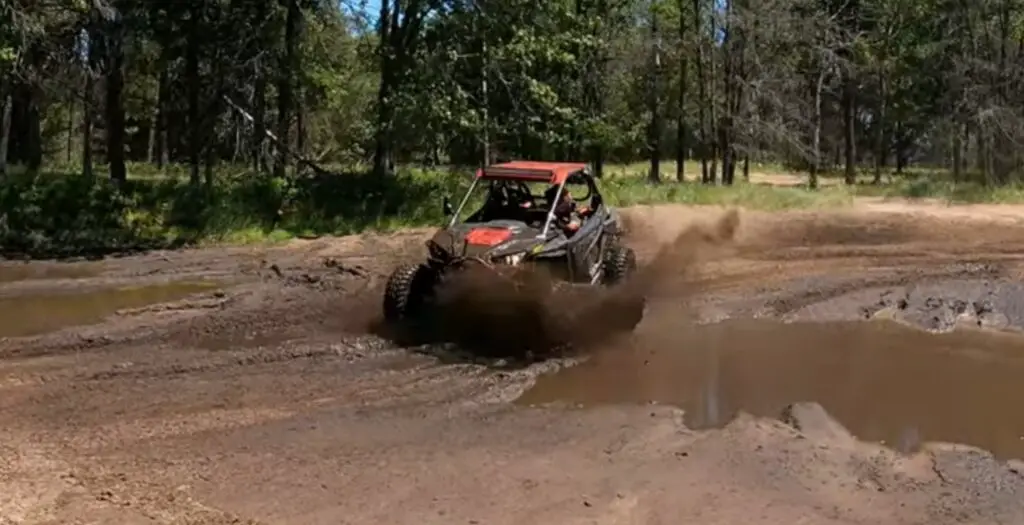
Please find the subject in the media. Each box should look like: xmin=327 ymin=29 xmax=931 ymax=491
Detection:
xmin=0 ymin=165 xmax=465 ymax=257
xmin=7 ymin=0 xmax=1024 ymax=262
xmin=0 ymin=163 xmax=861 ymax=258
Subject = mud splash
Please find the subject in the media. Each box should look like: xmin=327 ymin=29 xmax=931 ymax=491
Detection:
xmin=0 ymin=281 xmax=220 ymax=338
xmin=519 ymin=318 xmax=1024 ymax=460
xmin=382 ymin=210 xmax=742 ymax=358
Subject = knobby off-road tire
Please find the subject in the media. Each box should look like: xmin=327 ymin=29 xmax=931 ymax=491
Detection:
xmin=603 ymin=243 xmax=637 ymax=285
xmin=602 ymin=244 xmax=644 ymax=332
xmin=383 ymin=263 xmax=436 ymax=323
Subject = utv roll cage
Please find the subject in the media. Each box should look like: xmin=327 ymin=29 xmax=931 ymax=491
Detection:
xmin=445 ymin=161 xmax=595 ymax=238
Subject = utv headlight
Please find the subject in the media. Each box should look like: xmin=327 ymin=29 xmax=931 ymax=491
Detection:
xmin=502 ymin=252 xmax=525 ymax=266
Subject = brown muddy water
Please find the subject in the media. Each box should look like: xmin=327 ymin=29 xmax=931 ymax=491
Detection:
xmin=519 ymin=319 xmax=1024 ymax=460
xmin=0 ymin=262 xmax=99 ymax=283
xmin=0 ymin=281 xmax=219 ymax=338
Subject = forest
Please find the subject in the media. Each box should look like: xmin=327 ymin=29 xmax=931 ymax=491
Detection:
xmin=2 ymin=0 xmax=1023 ymax=256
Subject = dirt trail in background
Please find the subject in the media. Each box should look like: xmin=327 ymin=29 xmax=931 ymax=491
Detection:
xmin=3 ymin=201 xmax=1024 ymax=524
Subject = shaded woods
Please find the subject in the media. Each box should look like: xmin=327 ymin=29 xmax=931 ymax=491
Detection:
xmin=2 ymin=0 xmax=1024 ymax=256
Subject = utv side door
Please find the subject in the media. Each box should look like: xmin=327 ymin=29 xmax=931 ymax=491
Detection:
xmin=566 ymin=208 xmax=606 ymax=283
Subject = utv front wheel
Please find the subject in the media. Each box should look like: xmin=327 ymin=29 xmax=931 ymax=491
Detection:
xmin=603 ymin=244 xmax=638 ymax=285
xmin=383 ymin=263 xmax=436 ymax=322
xmin=602 ymin=245 xmax=644 ymax=331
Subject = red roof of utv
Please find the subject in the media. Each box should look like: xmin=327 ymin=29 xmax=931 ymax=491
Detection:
xmin=476 ymin=161 xmax=588 ymax=185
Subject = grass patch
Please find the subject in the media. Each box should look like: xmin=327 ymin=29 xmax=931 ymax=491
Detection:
xmin=600 ymin=160 xmax=791 ymax=180
xmin=847 ymin=174 xmax=1024 ymax=203
xmin=601 ymin=176 xmax=854 ymax=209
xmin=0 ymin=162 xmax=865 ymax=259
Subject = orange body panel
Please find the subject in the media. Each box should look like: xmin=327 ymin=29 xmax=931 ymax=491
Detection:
xmin=475 ymin=161 xmax=588 ymax=185
xmin=464 ymin=227 xmax=513 ymax=246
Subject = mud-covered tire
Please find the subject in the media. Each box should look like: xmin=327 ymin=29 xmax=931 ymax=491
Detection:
xmin=603 ymin=243 xmax=638 ymax=285
xmin=383 ymin=263 xmax=436 ymax=323
xmin=602 ymin=244 xmax=644 ymax=331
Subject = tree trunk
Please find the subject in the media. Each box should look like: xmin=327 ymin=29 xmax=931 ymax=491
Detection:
xmin=296 ymin=88 xmax=306 ymax=156
xmin=146 ymin=60 xmax=167 ymax=167
xmin=275 ymin=0 xmax=300 ymax=178
xmin=707 ymin=8 xmax=718 ymax=184
xmin=205 ymin=141 xmax=215 ymax=187
xmin=372 ymin=61 xmax=395 ymax=177
xmin=373 ymin=1 xmax=396 ymax=177
xmin=187 ymin=6 xmax=201 ymax=185
xmin=147 ymin=102 xmax=158 ymax=164
xmin=952 ymin=127 xmax=962 ymax=183
xmin=647 ymin=2 xmax=662 ymax=184
xmin=692 ymin=0 xmax=708 ymax=183
xmin=157 ymin=65 xmax=169 ymax=170
xmin=810 ymin=66 xmax=827 ymax=189
xmin=975 ymin=121 xmax=985 ymax=176
xmin=24 ymin=87 xmax=42 ymax=172
xmin=83 ymin=68 xmax=94 ymax=179
xmin=252 ymin=62 xmax=266 ymax=172
xmin=872 ymin=69 xmax=886 ymax=184
xmin=105 ymin=12 xmax=127 ymax=183
xmin=730 ymin=0 xmax=749 ymax=186
xmin=719 ymin=0 xmax=736 ymax=186
xmin=590 ymin=0 xmax=608 ymax=178
xmin=479 ymin=4 xmax=490 ymax=167
xmin=842 ymin=78 xmax=856 ymax=184
xmin=67 ymin=97 xmax=75 ymax=164
xmin=895 ymin=122 xmax=909 ymax=175
xmin=675 ymin=0 xmax=687 ymax=182
xmin=960 ymin=121 xmax=969 ymax=176
xmin=0 ymin=92 xmax=10 ymax=178
xmin=233 ymin=113 xmax=242 ymax=162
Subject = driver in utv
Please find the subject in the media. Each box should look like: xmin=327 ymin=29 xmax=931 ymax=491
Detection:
xmin=544 ymin=184 xmax=591 ymax=235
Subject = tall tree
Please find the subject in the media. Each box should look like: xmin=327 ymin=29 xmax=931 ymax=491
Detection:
xmin=647 ymin=0 xmax=663 ymax=183
xmin=675 ymin=0 xmax=688 ymax=182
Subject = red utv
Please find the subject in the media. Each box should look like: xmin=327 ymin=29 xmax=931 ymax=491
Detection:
xmin=382 ymin=161 xmax=643 ymax=329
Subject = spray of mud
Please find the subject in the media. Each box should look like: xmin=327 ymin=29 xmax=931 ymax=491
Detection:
xmin=379 ymin=209 xmax=742 ymax=359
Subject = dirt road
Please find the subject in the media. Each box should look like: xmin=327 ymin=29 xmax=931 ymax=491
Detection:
xmin=4 ymin=199 xmax=1024 ymax=524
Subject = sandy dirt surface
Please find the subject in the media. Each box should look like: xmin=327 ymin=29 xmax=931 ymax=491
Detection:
xmin=4 ymin=199 xmax=1024 ymax=524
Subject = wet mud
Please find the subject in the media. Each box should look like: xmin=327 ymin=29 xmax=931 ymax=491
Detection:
xmin=0 ymin=281 xmax=220 ymax=338
xmin=519 ymin=317 xmax=1024 ymax=460
xmin=0 ymin=261 xmax=99 ymax=283
xmin=4 ymin=203 xmax=1024 ymax=524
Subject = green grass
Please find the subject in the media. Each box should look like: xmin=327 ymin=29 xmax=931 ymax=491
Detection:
xmin=600 ymin=176 xmax=854 ymax=209
xmin=4 ymin=159 xmax=1020 ymax=259
xmin=598 ymin=159 xmax=792 ymax=179
xmin=829 ymin=166 xmax=1024 ymax=203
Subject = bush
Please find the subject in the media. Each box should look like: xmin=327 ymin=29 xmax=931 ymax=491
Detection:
xmin=0 ymin=163 xmax=858 ymax=259
xmin=0 ymin=166 xmax=472 ymax=258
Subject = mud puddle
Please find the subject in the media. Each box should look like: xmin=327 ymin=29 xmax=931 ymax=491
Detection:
xmin=0 ymin=281 xmax=219 ymax=338
xmin=0 ymin=262 xmax=98 ymax=283
xmin=519 ymin=319 xmax=1024 ymax=459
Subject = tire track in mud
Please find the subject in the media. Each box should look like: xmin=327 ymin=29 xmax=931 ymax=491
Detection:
xmin=756 ymin=262 xmax=1005 ymax=318
xmin=79 ymin=340 xmax=384 ymax=383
